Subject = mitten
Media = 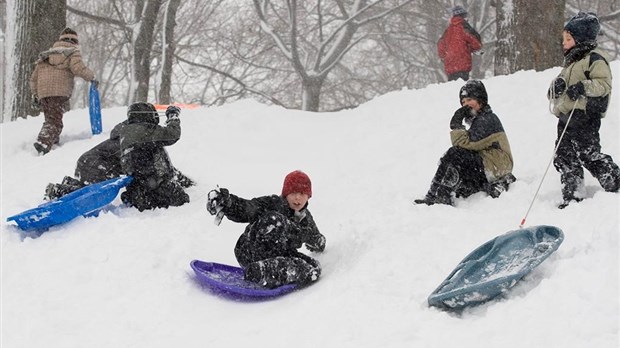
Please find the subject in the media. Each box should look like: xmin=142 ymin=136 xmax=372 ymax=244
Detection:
xmin=549 ymin=77 xmax=566 ymax=99
xmin=450 ymin=106 xmax=471 ymax=130
xmin=305 ymin=234 xmax=326 ymax=252
xmin=566 ymin=82 xmax=585 ymax=101
xmin=166 ymin=105 xmax=181 ymax=120
xmin=206 ymin=188 xmax=230 ymax=215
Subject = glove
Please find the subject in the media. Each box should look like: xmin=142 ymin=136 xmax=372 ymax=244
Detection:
xmin=566 ymin=82 xmax=585 ymax=101
xmin=450 ymin=106 xmax=471 ymax=130
xmin=473 ymin=49 xmax=485 ymax=56
xmin=31 ymin=95 xmax=40 ymax=109
xmin=91 ymin=80 xmax=99 ymax=89
xmin=166 ymin=105 xmax=181 ymax=120
xmin=549 ymin=77 xmax=566 ymax=99
xmin=206 ymin=188 xmax=230 ymax=216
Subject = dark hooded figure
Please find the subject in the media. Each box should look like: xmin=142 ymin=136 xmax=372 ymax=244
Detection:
xmin=44 ymin=110 xmax=193 ymax=201
xmin=117 ymin=102 xmax=190 ymax=211
xmin=414 ymin=80 xmax=515 ymax=206
xmin=547 ymin=12 xmax=619 ymax=208
xmin=206 ymin=170 xmax=326 ymax=289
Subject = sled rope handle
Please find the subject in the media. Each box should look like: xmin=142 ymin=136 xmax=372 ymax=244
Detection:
xmin=520 ymin=98 xmax=580 ymax=228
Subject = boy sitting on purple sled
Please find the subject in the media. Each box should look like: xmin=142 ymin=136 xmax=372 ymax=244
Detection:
xmin=206 ymin=170 xmax=326 ymax=289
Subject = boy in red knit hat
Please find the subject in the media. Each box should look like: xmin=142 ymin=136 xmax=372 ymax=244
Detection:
xmin=206 ymin=170 xmax=326 ymax=288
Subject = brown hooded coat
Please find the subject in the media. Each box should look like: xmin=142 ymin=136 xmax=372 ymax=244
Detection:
xmin=29 ymin=40 xmax=94 ymax=98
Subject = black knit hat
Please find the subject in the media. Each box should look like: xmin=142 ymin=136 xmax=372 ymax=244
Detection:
xmin=564 ymin=12 xmax=600 ymax=44
xmin=459 ymin=80 xmax=488 ymax=105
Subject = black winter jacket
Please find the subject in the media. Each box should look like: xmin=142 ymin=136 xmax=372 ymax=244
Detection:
xmin=75 ymin=121 xmax=127 ymax=184
xmin=224 ymin=194 xmax=326 ymax=265
xmin=119 ymin=117 xmax=180 ymax=182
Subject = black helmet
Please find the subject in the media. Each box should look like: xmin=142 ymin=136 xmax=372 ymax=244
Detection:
xmin=459 ymin=80 xmax=488 ymax=106
xmin=127 ymin=102 xmax=158 ymax=124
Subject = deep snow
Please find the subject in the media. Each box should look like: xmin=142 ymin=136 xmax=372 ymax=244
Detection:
xmin=2 ymin=63 xmax=619 ymax=348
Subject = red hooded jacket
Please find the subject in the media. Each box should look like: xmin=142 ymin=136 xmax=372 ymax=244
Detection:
xmin=437 ymin=16 xmax=482 ymax=75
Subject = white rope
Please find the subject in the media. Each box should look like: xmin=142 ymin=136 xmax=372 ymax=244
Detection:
xmin=520 ymin=98 xmax=580 ymax=228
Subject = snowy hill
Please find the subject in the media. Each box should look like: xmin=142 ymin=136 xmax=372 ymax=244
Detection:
xmin=2 ymin=64 xmax=619 ymax=348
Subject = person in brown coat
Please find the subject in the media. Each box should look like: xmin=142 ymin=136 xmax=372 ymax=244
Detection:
xmin=30 ymin=27 xmax=97 ymax=155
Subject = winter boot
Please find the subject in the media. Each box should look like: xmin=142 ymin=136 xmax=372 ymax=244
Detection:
xmin=414 ymin=183 xmax=453 ymax=206
xmin=558 ymin=196 xmax=583 ymax=209
xmin=61 ymin=176 xmax=83 ymax=187
xmin=44 ymin=183 xmax=60 ymax=201
xmin=486 ymin=173 xmax=517 ymax=198
xmin=34 ymin=141 xmax=51 ymax=155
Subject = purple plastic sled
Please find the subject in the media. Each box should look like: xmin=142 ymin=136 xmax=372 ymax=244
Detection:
xmin=190 ymin=260 xmax=297 ymax=298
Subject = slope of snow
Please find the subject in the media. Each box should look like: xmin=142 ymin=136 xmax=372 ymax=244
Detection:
xmin=2 ymin=63 xmax=619 ymax=347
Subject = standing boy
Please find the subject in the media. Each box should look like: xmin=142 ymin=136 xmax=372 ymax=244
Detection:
xmin=548 ymin=12 xmax=619 ymax=208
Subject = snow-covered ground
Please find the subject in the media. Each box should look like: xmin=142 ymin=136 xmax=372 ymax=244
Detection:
xmin=2 ymin=63 xmax=619 ymax=348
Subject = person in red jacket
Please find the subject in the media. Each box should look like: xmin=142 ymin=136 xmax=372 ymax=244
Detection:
xmin=437 ymin=6 xmax=482 ymax=81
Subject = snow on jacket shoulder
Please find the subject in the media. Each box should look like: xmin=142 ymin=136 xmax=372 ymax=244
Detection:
xmin=437 ymin=16 xmax=482 ymax=75
xmin=29 ymin=41 xmax=95 ymax=98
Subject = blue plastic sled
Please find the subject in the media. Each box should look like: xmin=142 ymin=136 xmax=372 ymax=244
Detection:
xmin=89 ymin=82 xmax=102 ymax=135
xmin=428 ymin=225 xmax=564 ymax=310
xmin=191 ymin=260 xmax=298 ymax=299
xmin=6 ymin=176 xmax=133 ymax=232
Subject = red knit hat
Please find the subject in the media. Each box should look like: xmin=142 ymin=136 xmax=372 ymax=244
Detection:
xmin=281 ymin=170 xmax=312 ymax=198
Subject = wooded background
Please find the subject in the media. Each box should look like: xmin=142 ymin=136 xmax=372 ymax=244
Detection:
xmin=1 ymin=0 xmax=619 ymax=122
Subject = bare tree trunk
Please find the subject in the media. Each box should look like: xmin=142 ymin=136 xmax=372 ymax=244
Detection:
xmin=513 ymin=0 xmax=564 ymax=71
xmin=158 ymin=0 xmax=181 ymax=104
xmin=494 ymin=0 xmax=516 ymax=75
xmin=495 ymin=0 xmax=564 ymax=75
xmin=302 ymin=75 xmax=326 ymax=112
xmin=131 ymin=0 xmax=162 ymax=103
xmin=4 ymin=0 xmax=65 ymax=121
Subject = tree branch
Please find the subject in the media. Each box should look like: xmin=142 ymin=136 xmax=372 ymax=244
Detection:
xmin=67 ymin=5 xmax=127 ymax=28
xmin=174 ymin=53 xmax=285 ymax=106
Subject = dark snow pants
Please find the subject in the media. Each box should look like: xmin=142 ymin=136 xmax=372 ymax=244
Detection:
xmin=37 ymin=96 xmax=70 ymax=148
xmin=428 ymin=146 xmax=488 ymax=200
xmin=554 ymin=113 xmax=620 ymax=200
xmin=235 ymin=212 xmax=321 ymax=288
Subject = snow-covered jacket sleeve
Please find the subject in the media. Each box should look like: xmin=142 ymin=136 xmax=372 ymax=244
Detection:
xmin=223 ymin=194 xmax=281 ymax=223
